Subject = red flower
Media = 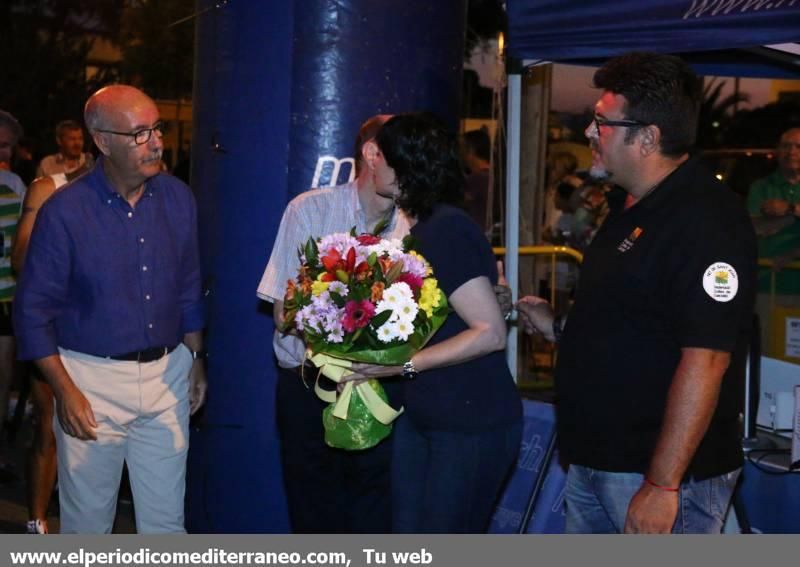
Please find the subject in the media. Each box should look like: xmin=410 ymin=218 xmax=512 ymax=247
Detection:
xmin=345 ymin=247 xmax=356 ymax=272
xmin=356 ymin=234 xmax=381 ymax=246
xmin=322 ymin=247 xmax=359 ymax=278
xmin=321 ymin=249 xmax=342 ymax=272
xmin=342 ymin=300 xmax=376 ymax=332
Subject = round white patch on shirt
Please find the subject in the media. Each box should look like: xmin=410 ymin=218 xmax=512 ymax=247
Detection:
xmin=702 ymin=262 xmax=738 ymax=302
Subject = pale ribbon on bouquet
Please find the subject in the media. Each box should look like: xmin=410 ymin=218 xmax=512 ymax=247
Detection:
xmin=307 ymin=352 xmax=403 ymax=425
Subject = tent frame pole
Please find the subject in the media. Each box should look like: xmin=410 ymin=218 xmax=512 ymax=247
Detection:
xmin=505 ymin=72 xmax=522 ymax=378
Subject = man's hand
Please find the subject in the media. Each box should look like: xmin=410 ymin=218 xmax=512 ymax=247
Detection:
xmin=762 ymin=198 xmax=791 ymax=217
xmin=516 ymin=296 xmax=556 ymax=340
xmin=189 ymin=359 xmax=207 ymax=415
xmin=55 ymin=384 xmax=98 ymax=440
xmin=623 ymin=483 xmax=679 ymax=534
xmin=494 ymin=260 xmax=513 ymax=319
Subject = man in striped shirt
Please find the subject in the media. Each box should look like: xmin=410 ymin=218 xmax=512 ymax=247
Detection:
xmin=0 ymin=110 xmax=26 ymax=480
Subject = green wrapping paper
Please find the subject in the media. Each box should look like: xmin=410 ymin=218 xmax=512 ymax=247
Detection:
xmin=321 ymin=379 xmax=392 ymax=450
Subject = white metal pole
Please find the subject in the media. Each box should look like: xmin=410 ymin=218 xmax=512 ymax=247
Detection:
xmin=505 ymin=73 xmax=522 ymax=378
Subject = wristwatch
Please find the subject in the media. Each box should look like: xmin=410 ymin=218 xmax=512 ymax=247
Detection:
xmin=402 ymin=360 xmax=418 ymax=380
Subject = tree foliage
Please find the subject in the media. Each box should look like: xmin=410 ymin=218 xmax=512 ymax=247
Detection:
xmin=0 ymin=0 xmax=195 ymax=156
xmin=725 ymin=101 xmax=800 ymax=148
xmin=118 ymin=0 xmax=195 ymax=100
xmin=0 ymin=0 xmax=119 ymax=152
xmin=696 ymin=77 xmax=750 ymax=149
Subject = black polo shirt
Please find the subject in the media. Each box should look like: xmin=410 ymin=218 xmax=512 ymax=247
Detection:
xmin=555 ymin=157 xmax=757 ymax=480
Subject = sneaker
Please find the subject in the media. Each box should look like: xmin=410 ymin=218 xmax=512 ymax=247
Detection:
xmin=26 ymin=520 xmax=48 ymax=534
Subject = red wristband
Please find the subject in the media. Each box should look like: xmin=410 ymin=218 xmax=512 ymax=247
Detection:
xmin=644 ymin=477 xmax=679 ymax=492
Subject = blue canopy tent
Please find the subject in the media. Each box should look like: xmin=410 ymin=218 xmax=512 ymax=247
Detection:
xmin=501 ymin=0 xmax=800 ymax=375
xmin=506 ymin=0 xmax=800 ymax=77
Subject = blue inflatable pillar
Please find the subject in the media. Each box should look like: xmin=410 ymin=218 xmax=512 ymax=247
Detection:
xmin=188 ymin=0 xmax=467 ymax=532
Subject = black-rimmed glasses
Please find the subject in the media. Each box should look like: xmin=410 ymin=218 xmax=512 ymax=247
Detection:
xmin=592 ymin=115 xmax=648 ymax=136
xmin=94 ymin=121 xmax=166 ymax=145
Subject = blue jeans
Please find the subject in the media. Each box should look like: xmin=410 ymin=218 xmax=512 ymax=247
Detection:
xmin=565 ymin=464 xmax=741 ymax=534
xmin=391 ymin=416 xmax=522 ymax=533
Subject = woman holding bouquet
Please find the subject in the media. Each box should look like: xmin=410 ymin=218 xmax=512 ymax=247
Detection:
xmin=345 ymin=112 xmax=522 ymax=533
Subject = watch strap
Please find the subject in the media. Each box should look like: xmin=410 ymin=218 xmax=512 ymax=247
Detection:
xmin=402 ymin=360 xmax=418 ymax=380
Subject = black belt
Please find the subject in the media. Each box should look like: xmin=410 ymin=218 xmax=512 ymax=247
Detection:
xmin=109 ymin=345 xmax=177 ymax=363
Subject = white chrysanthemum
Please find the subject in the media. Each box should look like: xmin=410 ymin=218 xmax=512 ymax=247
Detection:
xmin=395 ymin=297 xmax=418 ymax=323
xmin=365 ymin=238 xmax=404 ymax=258
xmin=376 ymin=321 xmax=400 ymax=343
xmin=383 ymin=282 xmax=413 ymax=305
xmin=392 ymin=319 xmax=414 ymax=341
xmin=375 ymin=299 xmax=396 ymax=319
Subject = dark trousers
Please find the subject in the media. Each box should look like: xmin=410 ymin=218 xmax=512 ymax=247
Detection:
xmin=275 ymin=366 xmax=392 ymax=533
xmin=391 ymin=415 xmax=522 ymax=533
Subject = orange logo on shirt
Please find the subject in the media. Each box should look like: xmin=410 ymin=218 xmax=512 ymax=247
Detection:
xmin=617 ymin=227 xmax=644 ymax=253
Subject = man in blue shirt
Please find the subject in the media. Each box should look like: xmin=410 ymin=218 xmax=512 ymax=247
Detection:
xmin=14 ymin=85 xmax=207 ymax=533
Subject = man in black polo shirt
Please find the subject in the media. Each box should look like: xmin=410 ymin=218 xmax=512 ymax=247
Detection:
xmin=516 ymin=52 xmax=756 ymax=534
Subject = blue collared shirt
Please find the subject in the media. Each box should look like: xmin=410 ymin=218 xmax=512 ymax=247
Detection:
xmin=14 ymin=158 xmax=205 ymax=360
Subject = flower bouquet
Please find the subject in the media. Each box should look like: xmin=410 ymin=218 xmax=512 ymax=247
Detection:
xmin=281 ymin=229 xmax=448 ymax=450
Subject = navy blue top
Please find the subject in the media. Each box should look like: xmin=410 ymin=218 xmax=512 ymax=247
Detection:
xmin=406 ymin=204 xmax=521 ymax=432
xmin=14 ymin=158 xmax=205 ymax=360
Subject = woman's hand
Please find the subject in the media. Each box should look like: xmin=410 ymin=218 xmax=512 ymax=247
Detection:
xmin=340 ymin=363 xmax=404 ymax=382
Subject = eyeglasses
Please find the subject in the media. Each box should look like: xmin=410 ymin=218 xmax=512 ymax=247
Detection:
xmin=94 ymin=121 xmax=166 ymax=145
xmin=592 ymin=115 xmax=648 ymax=136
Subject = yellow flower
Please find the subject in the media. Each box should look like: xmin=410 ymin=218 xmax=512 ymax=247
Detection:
xmin=311 ymin=279 xmax=330 ymax=296
xmin=419 ymin=278 xmax=441 ymax=318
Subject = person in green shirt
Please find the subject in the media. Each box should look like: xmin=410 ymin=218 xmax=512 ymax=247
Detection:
xmin=746 ymin=127 xmax=800 ymax=349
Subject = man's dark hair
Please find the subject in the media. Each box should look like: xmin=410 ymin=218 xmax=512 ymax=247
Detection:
xmin=463 ymin=128 xmax=491 ymax=162
xmin=0 ymin=110 xmax=23 ymax=144
xmin=376 ymin=112 xmax=464 ymax=219
xmin=353 ymin=115 xmax=390 ymax=175
xmin=55 ymin=119 xmax=83 ymax=139
xmin=593 ymin=52 xmax=702 ymax=157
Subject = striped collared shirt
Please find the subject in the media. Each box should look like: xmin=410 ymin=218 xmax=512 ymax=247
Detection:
xmin=257 ymin=181 xmax=411 ymax=367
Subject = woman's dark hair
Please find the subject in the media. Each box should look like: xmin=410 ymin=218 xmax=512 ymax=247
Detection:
xmin=375 ymin=112 xmax=464 ymax=219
